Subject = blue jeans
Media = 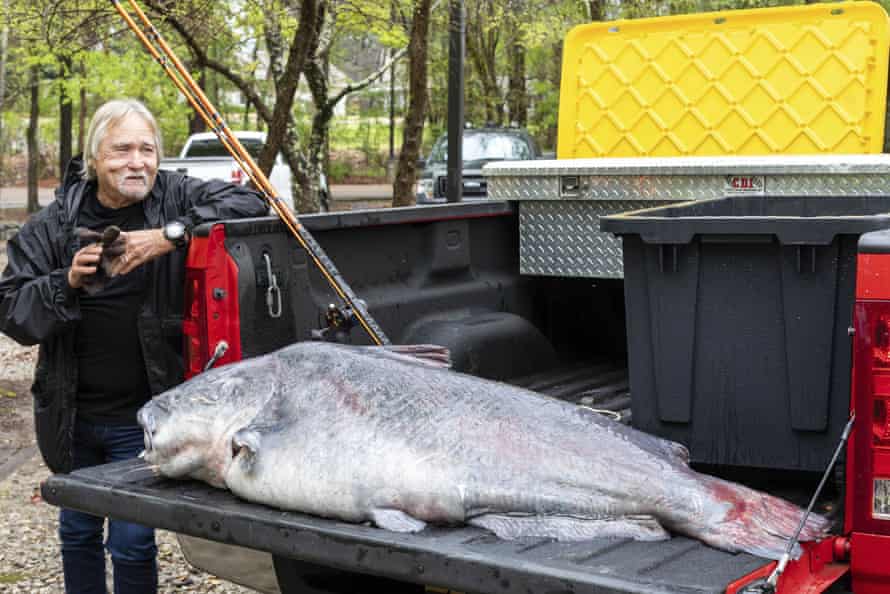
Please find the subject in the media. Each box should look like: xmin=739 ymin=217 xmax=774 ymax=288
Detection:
xmin=59 ymin=417 xmax=158 ymax=594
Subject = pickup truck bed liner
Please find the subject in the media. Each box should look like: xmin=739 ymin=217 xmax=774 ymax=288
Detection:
xmin=42 ymin=362 xmax=770 ymax=594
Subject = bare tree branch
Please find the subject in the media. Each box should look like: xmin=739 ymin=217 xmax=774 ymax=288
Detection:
xmin=328 ymin=44 xmax=407 ymax=108
xmin=256 ymin=0 xmax=320 ymax=175
xmin=141 ymin=0 xmax=274 ymax=125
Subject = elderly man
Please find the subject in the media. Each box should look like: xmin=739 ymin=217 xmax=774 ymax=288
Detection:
xmin=0 ymin=99 xmax=267 ymax=593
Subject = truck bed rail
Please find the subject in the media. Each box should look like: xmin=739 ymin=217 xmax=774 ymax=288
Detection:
xmin=42 ymin=460 xmax=770 ymax=594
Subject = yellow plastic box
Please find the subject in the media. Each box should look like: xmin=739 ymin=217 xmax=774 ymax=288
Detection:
xmin=557 ymin=2 xmax=890 ymax=158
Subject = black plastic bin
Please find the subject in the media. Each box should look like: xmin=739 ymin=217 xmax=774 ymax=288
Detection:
xmin=601 ymin=196 xmax=890 ymax=472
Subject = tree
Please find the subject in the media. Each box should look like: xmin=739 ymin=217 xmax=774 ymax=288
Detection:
xmin=466 ymin=0 xmax=503 ymax=124
xmin=505 ymin=0 xmax=527 ymax=125
xmin=254 ymin=0 xmax=320 ymax=186
xmin=143 ymin=0 xmax=421 ymax=212
xmin=392 ymin=0 xmax=433 ymax=206
xmin=0 ymin=0 xmax=8 ymax=168
xmin=142 ymin=0 xmax=323 ymax=212
xmin=37 ymin=1 xmax=117 ymax=174
xmin=58 ymin=54 xmax=72 ymax=175
xmin=585 ymin=0 xmax=606 ymax=20
xmin=301 ymin=0 xmax=410 ymax=211
xmin=26 ymin=63 xmax=38 ymax=213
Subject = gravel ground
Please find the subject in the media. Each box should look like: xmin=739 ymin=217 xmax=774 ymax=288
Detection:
xmin=0 ymin=239 xmax=258 ymax=593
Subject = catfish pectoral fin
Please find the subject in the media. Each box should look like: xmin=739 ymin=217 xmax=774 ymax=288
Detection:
xmin=231 ymin=429 xmax=262 ymax=472
xmin=370 ymin=508 xmax=428 ymax=533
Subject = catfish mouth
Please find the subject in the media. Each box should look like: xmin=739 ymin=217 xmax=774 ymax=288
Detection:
xmin=142 ymin=429 xmax=153 ymax=455
xmin=137 ymin=405 xmax=176 ymax=464
xmin=137 ymin=407 xmax=157 ymax=456
xmin=139 ymin=418 xmax=249 ymax=486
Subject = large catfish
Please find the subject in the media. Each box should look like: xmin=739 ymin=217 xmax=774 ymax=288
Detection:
xmin=139 ymin=342 xmax=829 ymax=560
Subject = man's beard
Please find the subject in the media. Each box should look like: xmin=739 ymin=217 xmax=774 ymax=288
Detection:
xmin=115 ymin=172 xmax=151 ymax=201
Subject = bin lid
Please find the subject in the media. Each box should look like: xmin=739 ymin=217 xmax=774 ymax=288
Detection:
xmin=558 ymin=2 xmax=890 ymax=159
xmin=483 ymin=153 xmax=890 ymax=177
xmin=601 ymin=195 xmax=890 ymax=245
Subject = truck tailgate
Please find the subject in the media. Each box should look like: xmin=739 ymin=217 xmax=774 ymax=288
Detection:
xmin=43 ymin=459 xmax=769 ymax=594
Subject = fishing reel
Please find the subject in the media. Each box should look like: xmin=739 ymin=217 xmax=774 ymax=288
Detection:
xmin=311 ymin=303 xmax=360 ymax=343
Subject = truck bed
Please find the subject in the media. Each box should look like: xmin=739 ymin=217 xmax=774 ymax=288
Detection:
xmin=42 ymin=364 xmax=772 ymax=594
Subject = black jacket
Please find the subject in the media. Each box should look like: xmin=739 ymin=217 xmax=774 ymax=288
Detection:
xmin=0 ymin=158 xmax=267 ymax=473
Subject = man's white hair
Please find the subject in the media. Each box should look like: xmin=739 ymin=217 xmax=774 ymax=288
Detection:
xmin=80 ymin=99 xmax=163 ymax=180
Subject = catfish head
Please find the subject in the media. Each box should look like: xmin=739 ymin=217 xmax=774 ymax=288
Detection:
xmin=138 ymin=354 xmax=278 ymax=487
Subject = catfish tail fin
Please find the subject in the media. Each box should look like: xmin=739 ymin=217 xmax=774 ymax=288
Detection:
xmin=673 ymin=475 xmax=830 ymax=560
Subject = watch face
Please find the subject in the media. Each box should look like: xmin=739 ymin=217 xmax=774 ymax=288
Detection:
xmin=165 ymin=222 xmax=186 ymax=241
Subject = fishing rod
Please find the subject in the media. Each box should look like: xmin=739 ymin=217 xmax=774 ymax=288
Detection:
xmin=110 ymin=0 xmax=391 ymax=346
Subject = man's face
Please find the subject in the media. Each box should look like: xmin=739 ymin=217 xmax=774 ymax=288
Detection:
xmin=92 ymin=113 xmax=159 ymax=207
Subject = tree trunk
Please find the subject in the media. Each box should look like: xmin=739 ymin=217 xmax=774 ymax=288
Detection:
xmin=257 ymin=0 xmax=320 ymax=177
xmin=283 ymin=115 xmax=311 ymax=212
xmin=482 ymin=34 xmax=501 ymax=124
xmin=242 ymin=98 xmax=251 ymax=129
xmin=207 ymin=44 xmax=219 ymax=109
xmin=301 ymin=58 xmax=332 ymax=213
xmin=587 ymin=0 xmax=605 ymax=20
xmin=466 ymin=7 xmax=502 ymax=125
xmin=58 ymin=56 xmax=73 ymax=178
xmin=546 ymin=39 xmax=563 ymax=150
xmin=300 ymin=2 xmax=406 ymax=212
xmin=189 ymin=68 xmax=207 ymax=134
xmin=27 ymin=65 xmax=40 ymax=214
xmin=264 ymin=8 xmax=285 ymax=89
xmin=242 ymin=45 xmax=259 ymax=129
xmin=78 ymin=84 xmax=87 ymax=154
xmin=506 ymin=10 xmax=526 ymax=126
xmin=0 ymin=0 xmax=8 ymax=183
xmin=305 ymin=110 xmax=332 ymax=213
xmin=393 ymin=0 xmax=433 ymax=206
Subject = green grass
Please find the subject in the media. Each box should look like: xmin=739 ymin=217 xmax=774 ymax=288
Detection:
xmin=0 ymin=573 xmax=27 ymax=584
xmin=328 ymin=117 xmax=439 ymax=154
xmin=325 ymin=117 xmax=439 ymax=182
xmin=328 ymin=160 xmax=388 ymax=184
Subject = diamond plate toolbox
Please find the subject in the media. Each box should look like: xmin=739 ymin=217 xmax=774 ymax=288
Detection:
xmin=485 ymin=155 xmax=890 ymax=278
xmin=557 ymin=2 xmax=890 ymax=159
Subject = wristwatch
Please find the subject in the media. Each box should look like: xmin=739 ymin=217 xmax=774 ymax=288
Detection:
xmin=162 ymin=221 xmax=189 ymax=249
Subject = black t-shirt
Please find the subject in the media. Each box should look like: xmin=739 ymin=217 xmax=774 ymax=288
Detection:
xmin=74 ymin=187 xmax=152 ymax=424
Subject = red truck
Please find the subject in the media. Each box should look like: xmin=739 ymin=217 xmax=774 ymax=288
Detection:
xmin=39 ymin=184 xmax=890 ymax=592
xmin=40 ymin=2 xmax=890 ymax=592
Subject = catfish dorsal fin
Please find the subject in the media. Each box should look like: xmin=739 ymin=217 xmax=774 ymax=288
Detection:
xmin=363 ymin=344 xmax=452 ymax=369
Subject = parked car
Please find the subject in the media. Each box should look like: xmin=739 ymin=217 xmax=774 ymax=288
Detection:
xmin=415 ymin=127 xmax=541 ymax=204
xmin=160 ymin=131 xmax=329 ymax=212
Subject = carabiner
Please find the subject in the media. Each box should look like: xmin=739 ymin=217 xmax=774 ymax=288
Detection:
xmin=263 ymin=253 xmax=282 ymax=319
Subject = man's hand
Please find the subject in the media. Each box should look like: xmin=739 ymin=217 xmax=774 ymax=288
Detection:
xmin=107 ymin=229 xmax=175 ymax=276
xmin=68 ymin=244 xmax=103 ymax=289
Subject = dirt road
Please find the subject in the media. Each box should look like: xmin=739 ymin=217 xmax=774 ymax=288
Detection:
xmin=0 ymin=187 xmax=55 ymax=210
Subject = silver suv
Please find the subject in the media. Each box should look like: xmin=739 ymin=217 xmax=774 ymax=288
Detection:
xmin=416 ymin=127 xmax=540 ymax=204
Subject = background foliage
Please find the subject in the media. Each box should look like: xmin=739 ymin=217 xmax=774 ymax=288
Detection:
xmin=3 ymin=0 xmax=889 ymax=189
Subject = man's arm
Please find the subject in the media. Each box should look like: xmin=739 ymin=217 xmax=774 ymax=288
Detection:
xmin=108 ymin=174 xmax=269 ymax=276
xmin=0 ymin=217 xmax=81 ymax=346
xmin=166 ymin=174 xmax=269 ymax=232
